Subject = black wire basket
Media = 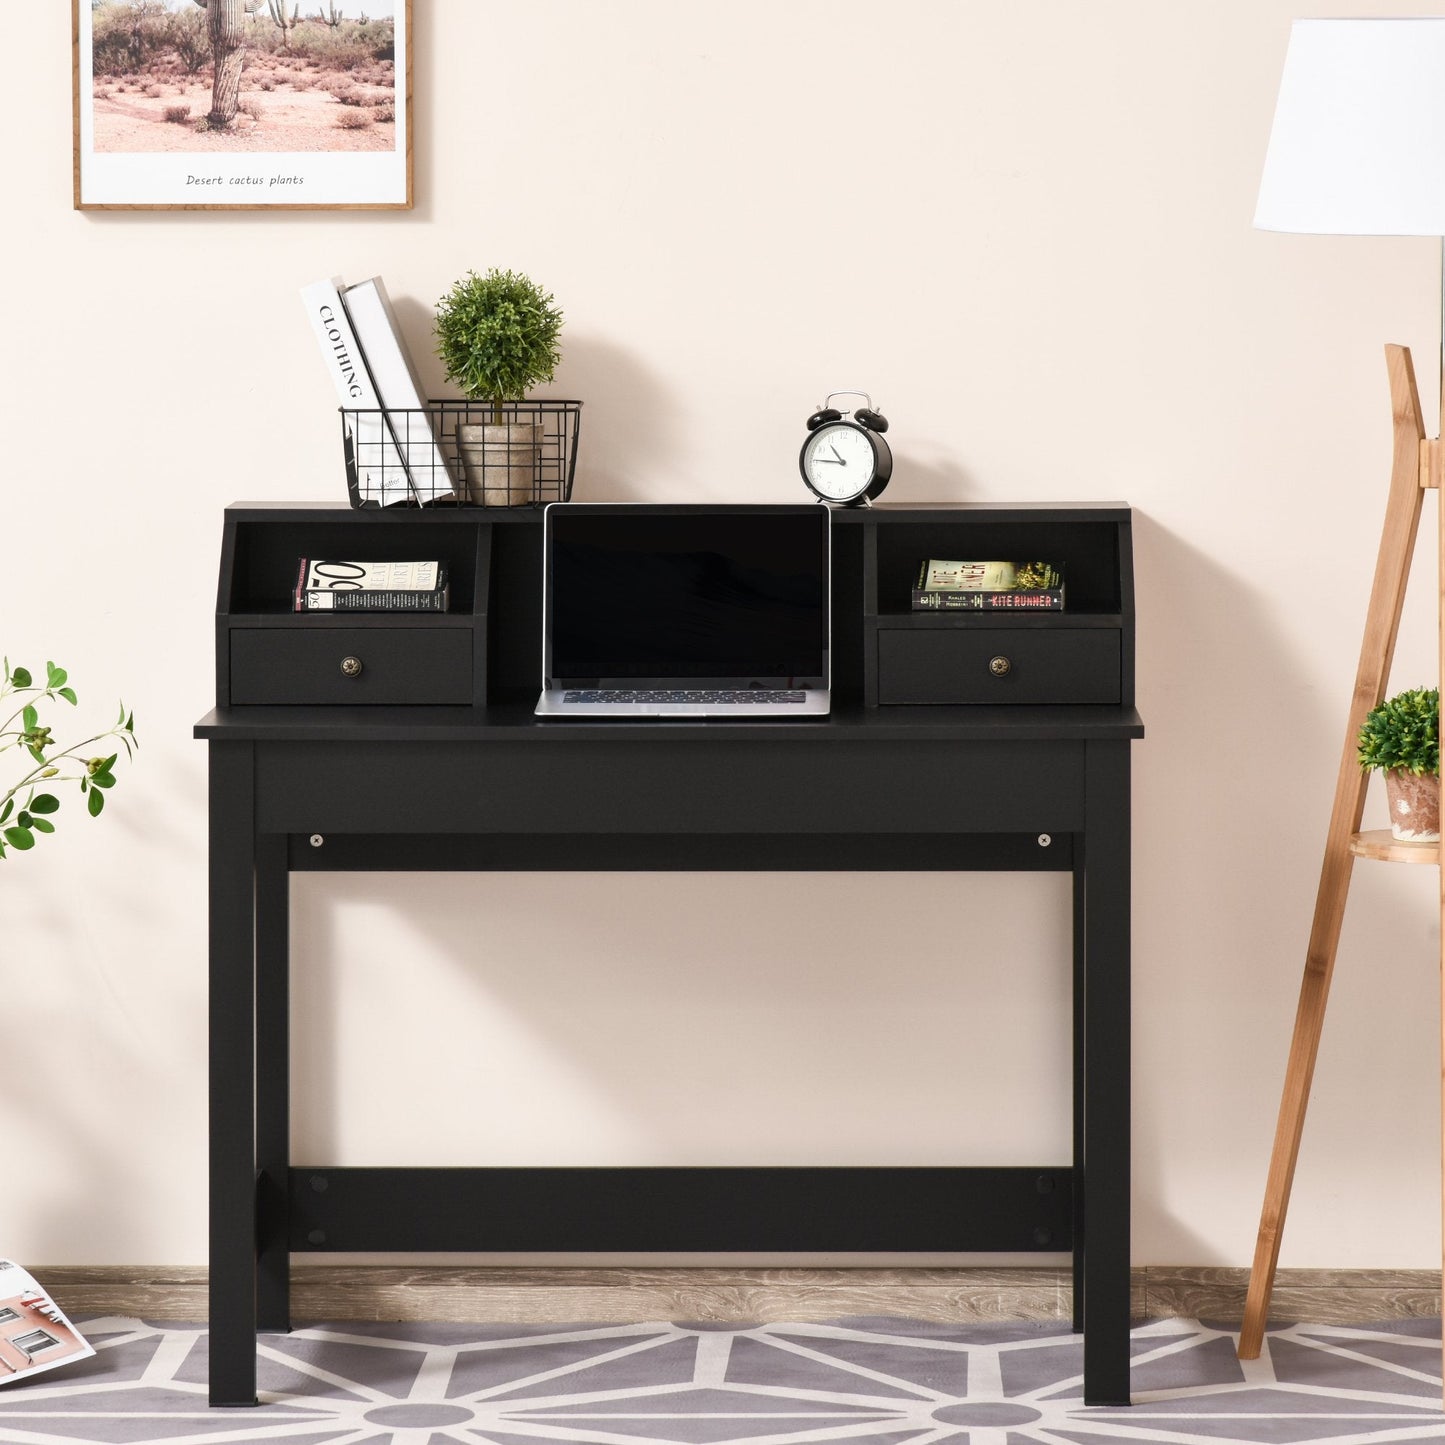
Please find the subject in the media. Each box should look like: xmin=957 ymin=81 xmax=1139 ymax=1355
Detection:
xmin=340 ymin=399 xmax=581 ymax=509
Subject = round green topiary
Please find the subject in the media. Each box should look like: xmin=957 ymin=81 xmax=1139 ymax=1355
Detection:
xmin=434 ymin=268 xmax=564 ymax=418
xmin=1357 ymin=685 xmax=1439 ymax=776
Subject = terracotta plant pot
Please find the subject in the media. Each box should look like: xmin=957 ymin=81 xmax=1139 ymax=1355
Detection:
xmin=1383 ymin=768 xmax=1440 ymax=842
xmin=457 ymin=422 xmax=541 ymax=506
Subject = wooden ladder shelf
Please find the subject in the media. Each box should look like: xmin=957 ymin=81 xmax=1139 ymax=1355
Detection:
xmin=1239 ymin=345 xmax=1445 ymax=1392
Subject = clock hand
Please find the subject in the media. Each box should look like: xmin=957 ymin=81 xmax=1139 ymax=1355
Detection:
xmin=813 ymin=457 xmax=844 ymax=464
xmin=829 ymin=444 xmax=845 ymax=462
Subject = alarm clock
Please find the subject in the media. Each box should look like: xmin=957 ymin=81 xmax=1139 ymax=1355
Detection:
xmin=799 ymin=391 xmax=892 ymax=506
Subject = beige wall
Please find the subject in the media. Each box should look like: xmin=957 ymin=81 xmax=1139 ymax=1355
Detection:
xmin=4 ymin=0 xmax=1443 ymax=1270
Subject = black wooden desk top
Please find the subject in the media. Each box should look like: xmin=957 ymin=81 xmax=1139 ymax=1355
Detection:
xmin=195 ymin=700 xmax=1145 ymax=744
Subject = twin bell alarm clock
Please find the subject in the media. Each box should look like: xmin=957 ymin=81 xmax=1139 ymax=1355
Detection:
xmin=799 ymin=390 xmax=891 ymax=505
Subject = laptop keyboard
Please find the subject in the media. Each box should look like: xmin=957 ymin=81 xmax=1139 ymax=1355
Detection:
xmin=563 ymin=690 xmax=808 ymax=705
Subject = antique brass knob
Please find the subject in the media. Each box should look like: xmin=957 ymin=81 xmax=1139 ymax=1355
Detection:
xmin=988 ymin=655 xmax=1011 ymax=677
xmin=340 ymin=656 xmax=363 ymax=678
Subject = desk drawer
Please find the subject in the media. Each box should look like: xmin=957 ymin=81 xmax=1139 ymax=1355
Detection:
xmin=877 ymin=627 xmax=1120 ymax=705
xmin=230 ymin=628 xmax=472 ymax=705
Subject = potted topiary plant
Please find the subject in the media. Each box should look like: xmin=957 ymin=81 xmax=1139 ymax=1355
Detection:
xmin=434 ymin=268 xmax=565 ymax=506
xmin=1358 ymin=685 xmax=1439 ymax=842
xmin=1 ymin=657 xmax=135 ymax=860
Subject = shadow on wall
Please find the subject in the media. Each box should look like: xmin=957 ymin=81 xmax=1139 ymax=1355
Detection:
xmin=1128 ymin=508 xmax=1440 ymax=1265
xmin=1129 ymin=509 xmax=1310 ymax=1263
xmin=375 ymin=295 xmax=972 ymax=505
xmin=554 ymin=335 xmax=687 ymax=501
xmin=0 ymin=764 xmax=205 ymax=1263
xmin=387 ymin=294 xmax=682 ymax=502
xmin=289 ymin=868 xmax=1076 ymax=1173
xmin=882 ymin=448 xmax=979 ymax=507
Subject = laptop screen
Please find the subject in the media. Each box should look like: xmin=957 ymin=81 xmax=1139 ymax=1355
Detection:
xmin=544 ymin=505 xmax=830 ymax=689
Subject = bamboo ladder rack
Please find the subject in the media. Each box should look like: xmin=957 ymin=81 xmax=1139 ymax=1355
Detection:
xmin=1239 ymin=344 xmax=1445 ymax=1395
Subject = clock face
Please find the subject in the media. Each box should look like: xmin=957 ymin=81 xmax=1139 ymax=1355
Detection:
xmin=801 ymin=422 xmax=877 ymax=502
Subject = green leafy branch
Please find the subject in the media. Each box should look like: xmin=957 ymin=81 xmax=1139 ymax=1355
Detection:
xmin=0 ymin=657 xmax=137 ymax=861
xmin=1358 ymin=685 xmax=1438 ymax=776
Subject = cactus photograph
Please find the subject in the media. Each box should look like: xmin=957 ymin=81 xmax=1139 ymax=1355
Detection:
xmin=73 ymin=0 xmax=411 ymax=209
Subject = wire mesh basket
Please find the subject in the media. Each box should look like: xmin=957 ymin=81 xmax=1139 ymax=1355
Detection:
xmin=340 ymin=399 xmax=581 ymax=509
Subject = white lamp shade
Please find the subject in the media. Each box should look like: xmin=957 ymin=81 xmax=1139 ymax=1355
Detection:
xmin=1256 ymin=18 xmax=1445 ymax=235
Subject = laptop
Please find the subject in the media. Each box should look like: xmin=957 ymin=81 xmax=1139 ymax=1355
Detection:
xmin=536 ymin=503 xmax=831 ymax=717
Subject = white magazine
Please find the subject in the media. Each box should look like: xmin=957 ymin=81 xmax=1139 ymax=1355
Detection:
xmin=0 ymin=1261 xmax=93 ymax=1386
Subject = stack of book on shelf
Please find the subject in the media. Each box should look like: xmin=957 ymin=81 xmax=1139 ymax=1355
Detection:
xmin=912 ymin=560 xmax=1066 ymax=611
xmin=302 ymin=275 xmax=456 ymax=509
xmin=294 ymin=559 xmax=449 ymax=613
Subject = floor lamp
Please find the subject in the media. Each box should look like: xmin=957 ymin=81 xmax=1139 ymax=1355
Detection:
xmin=1241 ymin=17 xmax=1445 ymax=1382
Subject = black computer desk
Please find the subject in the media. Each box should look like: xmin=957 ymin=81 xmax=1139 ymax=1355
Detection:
xmin=197 ymin=502 xmax=1143 ymax=1408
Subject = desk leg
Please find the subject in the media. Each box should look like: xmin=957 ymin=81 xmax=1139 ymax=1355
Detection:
xmin=1081 ymin=740 xmax=1131 ymax=1407
xmin=1072 ymin=854 xmax=1086 ymax=1335
xmin=209 ymin=742 xmax=258 ymax=1407
xmin=255 ymin=833 xmax=290 ymax=1333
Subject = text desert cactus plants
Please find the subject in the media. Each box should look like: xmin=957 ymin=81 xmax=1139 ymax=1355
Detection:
xmin=0 ymin=658 xmax=136 ymax=862
xmin=191 ymin=0 xmax=266 ymax=127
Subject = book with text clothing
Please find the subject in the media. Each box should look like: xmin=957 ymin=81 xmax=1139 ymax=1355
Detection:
xmin=340 ymin=276 xmax=456 ymax=504
xmin=294 ymin=559 xmax=449 ymax=612
xmin=912 ymin=560 xmax=1065 ymax=611
xmin=300 ymin=276 xmax=414 ymax=508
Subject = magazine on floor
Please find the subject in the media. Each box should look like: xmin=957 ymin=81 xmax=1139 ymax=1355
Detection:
xmin=0 ymin=1261 xmax=93 ymax=1385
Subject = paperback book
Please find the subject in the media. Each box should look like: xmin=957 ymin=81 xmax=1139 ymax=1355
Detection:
xmin=912 ymin=559 xmax=1065 ymax=611
xmin=294 ymin=559 xmax=449 ymax=612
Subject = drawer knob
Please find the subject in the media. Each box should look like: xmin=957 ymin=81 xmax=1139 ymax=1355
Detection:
xmin=988 ymin=655 xmax=1012 ymax=677
xmin=340 ymin=655 xmax=363 ymax=678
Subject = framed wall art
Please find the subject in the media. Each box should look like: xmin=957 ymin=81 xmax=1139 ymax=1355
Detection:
xmin=73 ymin=0 xmax=412 ymax=211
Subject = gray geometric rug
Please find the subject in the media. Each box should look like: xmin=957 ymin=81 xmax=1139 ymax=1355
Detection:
xmin=0 ymin=1315 xmax=1440 ymax=1444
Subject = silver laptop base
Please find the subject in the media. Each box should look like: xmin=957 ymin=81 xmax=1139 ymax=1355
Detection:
xmin=536 ymin=688 xmax=830 ymax=718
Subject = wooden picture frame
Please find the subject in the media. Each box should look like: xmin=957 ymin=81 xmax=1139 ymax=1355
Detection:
xmin=73 ymin=0 xmax=412 ymax=211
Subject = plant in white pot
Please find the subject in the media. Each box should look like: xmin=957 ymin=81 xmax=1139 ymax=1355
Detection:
xmin=434 ymin=268 xmax=564 ymax=506
xmin=1 ymin=658 xmax=135 ymax=860
xmin=1358 ymin=685 xmax=1439 ymax=842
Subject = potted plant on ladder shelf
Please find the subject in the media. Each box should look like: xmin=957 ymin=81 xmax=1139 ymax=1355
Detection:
xmin=1358 ymin=685 xmax=1440 ymax=842
xmin=434 ymin=268 xmax=565 ymax=506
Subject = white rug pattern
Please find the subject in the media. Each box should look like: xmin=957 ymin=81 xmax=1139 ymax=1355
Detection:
xmin=0 ymin=1315 xmax=1439 ymax=1444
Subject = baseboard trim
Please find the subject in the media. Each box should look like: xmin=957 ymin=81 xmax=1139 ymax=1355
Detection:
xmin=30 ymin=1265 xmax=1444 ymax=1326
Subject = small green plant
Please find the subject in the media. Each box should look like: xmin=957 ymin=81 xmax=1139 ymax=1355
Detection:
xmin=1358 ymin=686 xmax=1439 ymax=776
xmin=0 ymin=658 xmax=136 ymax=862
xmin=164 ymin=102 xmax=191 ymax=122
xmin=434 ymin=268 xmax=564 ymax=422
xmin=335 ymin=107 xmax=372 ymax=128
